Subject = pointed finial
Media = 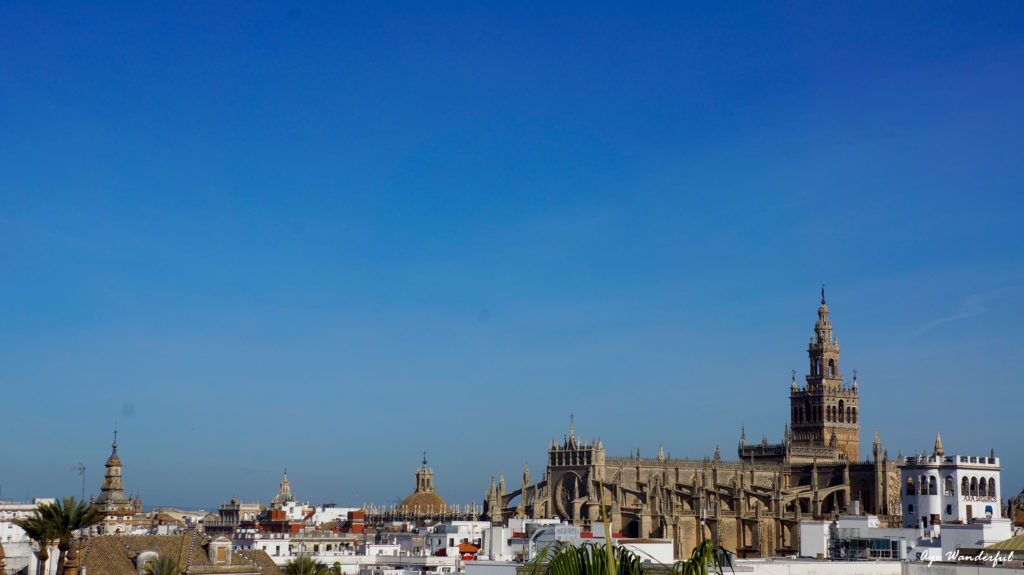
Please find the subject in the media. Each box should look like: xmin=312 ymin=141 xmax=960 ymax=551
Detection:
xmin=740 ymin=425 xmax=746 ymax=444
xmin=821 ymin=284 xmax=826 ymax=304
xmin=569 ymin=414 xmax=575 ymax=441
xmin=423 ymin=451 xmax=428 ymax=466
xmin=934 ymin=433 xmax=944 ymax=457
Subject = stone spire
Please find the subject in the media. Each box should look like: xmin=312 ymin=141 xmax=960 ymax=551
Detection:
xmin=96 ymin=428 xmax=127 ymax=505
xmin=873 ymin=430 xmax=882 ymax=462
xmin=271 ymin=469 xmax=296 ymax=506
xmin=658 ymin=444 xmax=665 ymax=461
xmin=933 ymin=433 xmax=944 ymax=457
xmin=522 ymin=460 xmax=530 ymax=487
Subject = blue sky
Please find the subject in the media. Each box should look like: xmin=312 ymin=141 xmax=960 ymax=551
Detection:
xmin=1 ymin=2 xmax=1023 ymax=509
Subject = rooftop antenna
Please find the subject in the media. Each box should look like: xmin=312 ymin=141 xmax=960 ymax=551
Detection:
xmin=68 ymin=463 xmax=86 ymax=501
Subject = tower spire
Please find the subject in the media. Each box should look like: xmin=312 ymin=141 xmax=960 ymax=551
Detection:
xmin=821 ymin=284 xmax=826 ymax=305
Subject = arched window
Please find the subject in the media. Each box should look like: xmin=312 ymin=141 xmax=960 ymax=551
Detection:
xmin=929 ymin=476 xmax=937 ymax=496
xmin=971 ymin=477 xmax=978 ymax=496
xmin=963 ymin=477 xmax=970 ymax=495
xmin=907 ymin=476 xmax=915 ymax=495
xmin=945 ymin=476 xmax=954 ymax=496
xmin=828 ymin=359 xmax=836 ymax=377
xmin=980 ymin=478 xmax=987 ymax=497
xmin=852 ymin=408 xmax=857 ymax=423
xmin=838 ymin=400 xmax=845 ymax=422
xmin=989 ymin=478 xmax=996 ymax=497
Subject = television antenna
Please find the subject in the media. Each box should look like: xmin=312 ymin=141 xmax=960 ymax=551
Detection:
xmin=68 ymin=462 xmax=86 ymax=501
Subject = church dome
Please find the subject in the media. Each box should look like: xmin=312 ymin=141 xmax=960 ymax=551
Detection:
xmin=397 ymin=491 xmax=447 ymax=513
xmin=397 ymin=453 xmax=447 ymax=514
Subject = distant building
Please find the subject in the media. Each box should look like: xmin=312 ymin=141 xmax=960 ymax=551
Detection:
xmin=484 ymin=290 xmax=902 ymax=559
xmin=398 ymin=454 xmax=448 ymax=515
xmin=91 ymin=430 xmax=146 ymax=535
xmin=1 ymin=498 xmax=58 ymax=574
xmin=900 ymin=434 xmax=1003 ymax=531
xmin=365 ymin=456 xmax=479 ymax=525
xmin=73 ymin=532 xmax=280 ymax=575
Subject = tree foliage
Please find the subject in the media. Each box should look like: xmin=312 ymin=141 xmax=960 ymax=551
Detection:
xmin=144 ymin=556 xmax=181 ymax=575
xmin=525 ymin=539 xmax=726 ymax=575
xmin=284 ymin=554 xmax=331 ymax=575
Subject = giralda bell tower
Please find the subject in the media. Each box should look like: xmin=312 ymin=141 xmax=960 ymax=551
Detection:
xmin=790 ymin=287 xmax=860 ymax=461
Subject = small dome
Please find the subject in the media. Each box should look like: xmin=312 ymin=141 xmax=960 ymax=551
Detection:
xmin=398 ymin=491 xmax=447 ymax=513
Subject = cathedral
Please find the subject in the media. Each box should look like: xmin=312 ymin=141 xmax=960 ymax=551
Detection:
xmin=482 ymin=291 xmax=902 ymax=558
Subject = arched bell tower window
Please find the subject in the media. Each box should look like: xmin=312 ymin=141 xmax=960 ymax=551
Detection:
xmin=828 ymin=359 xmax=836 ymax=377
xmin=852 ymin=407 xmax=857 ymax=423
xmin=838 ymin=400 xmax=845 ymax=422
xmin=989 ymin=478 xmax=996 ymax=497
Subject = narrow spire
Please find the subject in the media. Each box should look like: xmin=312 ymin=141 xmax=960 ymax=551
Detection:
xmin=934 ymin=433 xmax=944 ymax=457
xmin=422 ymin=451 xmax=428 ymax=466
xmin=821 ymin=284 xmax=826 ymax=305
xmin=112 ymin=424 xmax=119 ymax=452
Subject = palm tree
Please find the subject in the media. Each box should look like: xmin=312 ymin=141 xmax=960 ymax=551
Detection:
xmin=13 ymin=514 xmax=57 ymax=575
xmin=527 ymin=542 xmax=645 ymax=575
xmin=284 ymin=554 xmax=330 ymax=575
xmin=36 ymin=497 xmax=101 ymax=575
xmin=526 ymin=539 xmax=725 ymax=575
xmin=143 ymin=556 xmax=180 ymax=575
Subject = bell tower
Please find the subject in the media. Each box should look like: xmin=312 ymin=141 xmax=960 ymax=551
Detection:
xmin=790 ymin=287 xmax=860 ymax=460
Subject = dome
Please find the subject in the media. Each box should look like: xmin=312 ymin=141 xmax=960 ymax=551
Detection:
xmin=398 ymin=491 xmax=447 ymax=513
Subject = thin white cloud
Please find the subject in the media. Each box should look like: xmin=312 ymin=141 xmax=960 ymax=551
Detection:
xmin=908 ymin=285 xmax=1022 ymax=339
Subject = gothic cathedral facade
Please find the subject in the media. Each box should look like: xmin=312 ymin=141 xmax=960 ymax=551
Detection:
xmin=483 ymin=291 xmax=902 ymax=558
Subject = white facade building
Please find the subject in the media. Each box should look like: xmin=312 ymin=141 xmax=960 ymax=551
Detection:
xmin=901 ymin=434 xmax=1002 ymax=533
xmin=1 ymin=499 xmax=58 ymax=575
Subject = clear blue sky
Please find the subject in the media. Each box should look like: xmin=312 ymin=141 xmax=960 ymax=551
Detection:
xmin=1 ymin=2 xmax=1022 ymax=510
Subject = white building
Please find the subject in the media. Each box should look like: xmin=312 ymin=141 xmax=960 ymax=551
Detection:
xmin=901 ymin=433 xmax=1003 ymax=533
xmin=1 ymin=499 xmax=58 ymax=575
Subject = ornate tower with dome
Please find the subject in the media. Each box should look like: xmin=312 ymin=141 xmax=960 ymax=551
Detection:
xmin=398 ymin=453 xmax=448 ymax=514
xmin=92 ymin=429 xmax=144 ymax=534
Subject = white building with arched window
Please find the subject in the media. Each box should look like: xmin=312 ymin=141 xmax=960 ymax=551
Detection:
xmin=900 ymin=433 xmax=1003 ymax=534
